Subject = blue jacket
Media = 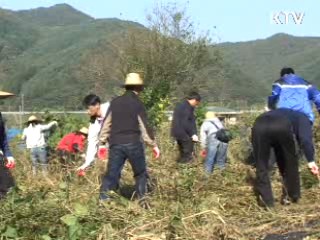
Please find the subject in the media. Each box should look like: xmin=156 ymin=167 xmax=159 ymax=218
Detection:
xmin=268 ymin=74 xmax=320 ymax=123
xmin=0 ymin=113 xmax=13 ymax=158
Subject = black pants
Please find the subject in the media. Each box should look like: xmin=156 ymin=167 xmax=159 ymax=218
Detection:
xmin=177 ymin=139 xmax=194 ymax=163
xmin=0 ymin=160 xmax=15 ymax=198
xmin=252 ymin=114 xmax=300 ymax=207
xmin=100 ymin=142 xmax=147 ymax=199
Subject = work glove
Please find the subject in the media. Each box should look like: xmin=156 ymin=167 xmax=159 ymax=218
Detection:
xmin=308 ymin=161 xmax=319 ymax=176
xmin=200 ymin=150 xmax=207 ymax=158
xmin=97 ymin=146 xmax=108 ymax=160
xmin=153 ymin=146 xmax=160 ymax=159
xmin=77 ymin=169 xmax=86 ymax=177
xmin=191 ymin=135 xmax=199 ymax=142
xmin=6 ymin=157 xmax=15 ymax=169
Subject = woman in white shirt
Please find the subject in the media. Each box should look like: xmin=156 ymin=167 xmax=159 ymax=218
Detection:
xmin=21 ymin=115 xmax=58 ymax=176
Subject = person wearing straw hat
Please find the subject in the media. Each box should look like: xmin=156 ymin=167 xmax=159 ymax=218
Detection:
xmin=0 ymin=91 xmax=16 ymax=199
xmin=200 ymin=111 xmax=228 ymax=173
xmin=57 ymin=127 xmax=89 ymax=164
xmin=98 ymin=73 xmax=160 ymax=206
xmin=21 ymin=115 xmax=58 ymax=176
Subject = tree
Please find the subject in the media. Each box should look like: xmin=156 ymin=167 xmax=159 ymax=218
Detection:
xmin=118 ymin=2 xmax=222 ymax=126
xmin=74 ymin=40 xmax=123 ymax=100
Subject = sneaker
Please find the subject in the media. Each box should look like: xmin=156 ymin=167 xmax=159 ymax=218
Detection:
xmin=257 ymin=195 xmax=274 ymax=209
xmin=99 ymin=193 xmax=112 ymax=201
xmin=280 ymin=195 xmax=291 ymax=205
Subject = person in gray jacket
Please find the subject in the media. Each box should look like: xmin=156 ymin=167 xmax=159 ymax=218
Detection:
xmin=200 ymin=112 xmax=228 ymax=173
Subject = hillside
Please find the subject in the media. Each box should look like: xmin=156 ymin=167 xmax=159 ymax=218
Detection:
xmin=0 ymin=4 xmax=319 ymax=110
xmin=16 ymin=4 xmax=93 ymax=26
xmin=0 ymin=5 xmax=145 ymax=110
xmin=220 ymin=33 xmax=320 ymax=91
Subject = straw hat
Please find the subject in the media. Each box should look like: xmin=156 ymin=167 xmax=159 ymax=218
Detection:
xmin=79 ymin=127 xmax=89 ymax=135
xmin=124 ymin=73 xmax=144 ymax=86
xmin=0 ymin=91 xmax=15 ymax=99
xmin=27 ymin=115 xmax=41 ymax=123
xmin=205 ymin=111 xmax=216 ymax=120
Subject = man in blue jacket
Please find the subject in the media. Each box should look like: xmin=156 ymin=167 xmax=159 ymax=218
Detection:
xmin=268 ymin=67 xmax=320 ymax=123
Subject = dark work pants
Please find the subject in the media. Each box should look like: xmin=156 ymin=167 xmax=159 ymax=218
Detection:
xmin=0 ymin=160 xmax=15 ymax=198
xmin=177 ymin=139 xmax=194 ymax=163
xmin=252 ymin=114 xmax=300 ymax=207
xmin=100 ymin=142 xmax=147 ymax=199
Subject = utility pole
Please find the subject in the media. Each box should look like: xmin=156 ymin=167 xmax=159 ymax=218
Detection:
xmin=19 ymin=93 xmax=24 ymax=129
xmin=21 ymin=94 xmax=24 ymax=115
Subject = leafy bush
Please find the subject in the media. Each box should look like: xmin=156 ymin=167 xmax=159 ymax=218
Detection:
xmin=41 ymin=111 xmax=88 ymax=149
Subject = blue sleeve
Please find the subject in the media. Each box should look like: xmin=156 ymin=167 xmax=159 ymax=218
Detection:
xmin=0 ymin=121 xmax=12 ymax=158
xmin=268 ymin=84 xmax=281 ymax=110
xmin=308 ymin=85 xmax=320 ymax=112
xmin=2 ymin=133 xmax=12 ymax=158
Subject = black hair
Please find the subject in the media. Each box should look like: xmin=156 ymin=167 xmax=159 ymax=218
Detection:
xmin=125 ymin=85 xmax=144 ymax=92
xmin=280 ymin=67 xmax=295 ymax=77
xmin=83 ymin=94 xmax=101 ymax=108
xmin=186 ymin=91 xmax=201 ymax=102
xmin=28 ymin=121 xmax=39 ymax=127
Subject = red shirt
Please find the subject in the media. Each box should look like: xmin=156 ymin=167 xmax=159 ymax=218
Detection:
xmin=57 ymin=133 xmax=85 ymax=153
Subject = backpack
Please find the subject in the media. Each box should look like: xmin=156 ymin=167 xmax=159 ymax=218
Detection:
xmin=210 ymin=121 xmax=232 ymax=143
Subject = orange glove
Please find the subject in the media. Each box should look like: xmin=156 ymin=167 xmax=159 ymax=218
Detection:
xmin=77 ymin=169 xmax=86 ymax=177
xmin=308 ymin=162 xmax=319 ymax=176
xmin=5 ymin=157 xmax=15 ymax=169
xmin=98 ymin=146 xmax=108 ymax=160
xmin=200 ymin=150 xmax=207 ymax=158
xmin=5 ymin=162 xmax=15 ymax=169
xmin=153 ymin=146 xmax=160 ymax=159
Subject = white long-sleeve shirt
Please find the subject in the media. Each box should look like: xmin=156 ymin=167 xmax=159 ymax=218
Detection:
xmin=22 ymin=122 xmax=57 ymax=149
xmin=82 ymin=102 xmax=110 ymax=167
xmin=200 ymin=117 xmax=224 ymax=149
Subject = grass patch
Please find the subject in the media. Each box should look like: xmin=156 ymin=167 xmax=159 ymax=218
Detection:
xmin=1 ymin=121 xmax=320 ymax=239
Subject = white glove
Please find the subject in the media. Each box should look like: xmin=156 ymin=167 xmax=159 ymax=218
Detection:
xmin=308 ymin=161 xmax=319 ymax=175
xmin=77 ymin=163 xmax=89 ymax=171
xmin=80 ymin=153 xmax=86 ymax=159
xmin=7 ymin=156 xmax=15 ymax=165
xmin=191 ymin=135 xmax=199 ymax=142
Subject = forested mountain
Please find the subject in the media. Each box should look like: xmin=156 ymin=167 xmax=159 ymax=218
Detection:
xmin=0 ymin=4 xmax=318 ymax=110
